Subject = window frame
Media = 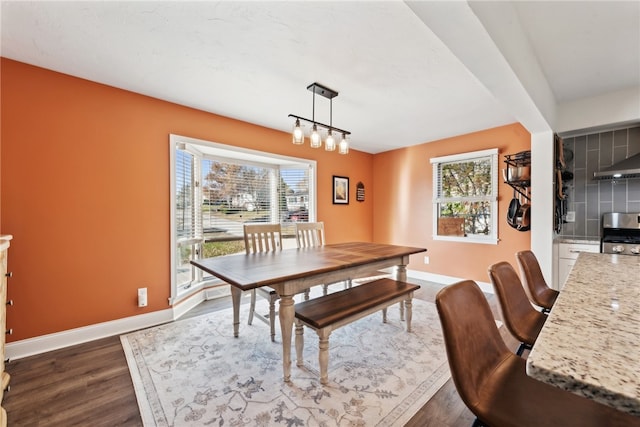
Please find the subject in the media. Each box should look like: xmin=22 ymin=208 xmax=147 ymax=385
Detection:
xmin=430 ymin=148 xmax=499 ymax=245
xmin=169 ymin=134 xmax=317 ymax=304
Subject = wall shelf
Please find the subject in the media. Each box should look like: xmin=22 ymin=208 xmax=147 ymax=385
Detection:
xmin=506 ymin=181 xmax=530 ymax=201
xmin=504 ymin=151 xmax=531 ymax=201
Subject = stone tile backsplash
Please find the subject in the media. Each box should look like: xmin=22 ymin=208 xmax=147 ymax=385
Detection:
xmin=559 ymin=126 xmax=640 ymax=239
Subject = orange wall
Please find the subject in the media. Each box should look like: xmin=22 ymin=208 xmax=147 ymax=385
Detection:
xmin=0 ymin=59 xmax=373 ymax=341
xmin=372 ymin=123 xmax=531 ymax=284
xmin=1 ymin=58 xmax=531 ymax=343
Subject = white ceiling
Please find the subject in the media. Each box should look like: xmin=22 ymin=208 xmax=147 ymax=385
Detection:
xmin=1 ymin=1 xmax=638 ymax=154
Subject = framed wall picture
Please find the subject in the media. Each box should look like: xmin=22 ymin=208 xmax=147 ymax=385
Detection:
xmin=333 ymin=175 xmax=349 ymax=204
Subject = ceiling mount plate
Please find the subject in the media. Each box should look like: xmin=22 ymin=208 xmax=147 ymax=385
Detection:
xmin=307 ymin=82 xmax=338 ymax=99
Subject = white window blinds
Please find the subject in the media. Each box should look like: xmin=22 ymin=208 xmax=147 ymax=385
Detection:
xmin=175 ymin=148 xmax=201 ymax=242
xmin=171 ymin=135 xmax=316 ymax=299
xmin=199 ymin=159 xmax=311 ymax=240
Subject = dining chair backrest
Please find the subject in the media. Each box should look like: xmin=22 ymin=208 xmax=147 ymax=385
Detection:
xmin=435 ymin=280 xmax=511 ymax=409
xmin=243 ymin=223 xmax=282 ymax=254
xmin=295 ymin=222 xmax=325 ymax=248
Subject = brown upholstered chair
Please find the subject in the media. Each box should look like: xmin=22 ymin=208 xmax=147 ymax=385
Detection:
xmin=516 ymin=250 xmax=559 ymax=313
xmin=488 ymin=261 xmax=546 ymax=356
xmin=435 ymin=280 xmax=640 ymax=427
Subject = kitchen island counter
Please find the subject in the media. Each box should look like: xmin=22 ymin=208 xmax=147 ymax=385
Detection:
xmin=527 ymin=252 xmax=640 ymax=416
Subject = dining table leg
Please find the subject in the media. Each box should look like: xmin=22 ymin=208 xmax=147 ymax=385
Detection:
xmin=230 ymin=286 xmax=241 ymax=338
xmin=279 ymin=292 xmax=295 ymax=382
xmin=397 ymin=263 xmax=407 ymax=321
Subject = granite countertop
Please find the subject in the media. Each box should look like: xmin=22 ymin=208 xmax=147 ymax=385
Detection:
xmin=554 ymin=236 xmax=600 ymax=245
xmin=526 ymin=252 xmax=640 ymax=416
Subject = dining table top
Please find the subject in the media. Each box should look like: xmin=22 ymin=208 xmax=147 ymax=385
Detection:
xmin=526 ymin=252 xmax=640 ymax=416
xmin=191 ymin=241 xmax=426 ymax=291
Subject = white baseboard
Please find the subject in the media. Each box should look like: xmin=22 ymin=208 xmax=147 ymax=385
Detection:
xmin=406 ymin=269 xmax=494 ymax=295
xmin=5 ymin=270 xmax=490 ymax=360
xmin=172 ymin=290 xmax=206 ymax=320
xmin=5 ymin=308 xmax=174 ymax=361
xmin=205 ymin=285 xmax=231 ymax=300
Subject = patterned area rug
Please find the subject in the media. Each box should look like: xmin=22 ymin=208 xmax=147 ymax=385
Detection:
xmin=121 ymin=297 xmax=450 ymax=427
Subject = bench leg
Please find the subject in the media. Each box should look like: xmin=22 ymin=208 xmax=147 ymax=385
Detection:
xmin=382 ymin=307 xmax=388 ymax=323
xmin=405 ymin=296 xmax=413 ymax=332
xmin=317 ymin=328 xmax=331 ymax=385
xmin=295 ymin=319 xmax=304 ymax=367
xmin=399 ymin=301 xmax=405 ymax=321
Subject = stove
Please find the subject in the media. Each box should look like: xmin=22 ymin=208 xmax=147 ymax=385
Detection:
xmin=601 ymin=213 xmax=640 ymax=255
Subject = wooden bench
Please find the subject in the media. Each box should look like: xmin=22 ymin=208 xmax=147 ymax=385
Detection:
xmin=294 ymin=278 xmax=421 ymax=385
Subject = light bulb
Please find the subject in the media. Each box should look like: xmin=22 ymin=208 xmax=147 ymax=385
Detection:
xmin=325 ymin=131 xmax=336 ymax=151
xmin=310 ymin=124 xmax=321 ymax=148
xmin=339 ymin=133 xmax=349 ymax=154
xmin=292 ymin=119 xmax=304 ymax=145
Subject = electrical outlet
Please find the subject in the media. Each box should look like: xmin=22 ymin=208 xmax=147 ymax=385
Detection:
xmin=565 ymin=211 xmax=576 ymax=223
xmin=138 ymin=287 xmax=148 ymax=307
xmin=424 ymin=256 xmax=430 ymax=264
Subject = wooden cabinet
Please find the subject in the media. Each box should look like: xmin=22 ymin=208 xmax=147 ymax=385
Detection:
xmin=0 ymin=235 xmax=11 ymax=427
xmin=555 ymin=241 xmax=599 ymax=290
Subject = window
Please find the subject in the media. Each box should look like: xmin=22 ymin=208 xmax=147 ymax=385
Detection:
xmin=170 ymin=135 xmax=316 ymax=302
xmin=430 ymin=148 xmax=498 ymax=244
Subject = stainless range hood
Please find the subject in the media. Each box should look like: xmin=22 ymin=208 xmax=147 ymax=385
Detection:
xmin=593 ymin=152 xmax=640 ymax=180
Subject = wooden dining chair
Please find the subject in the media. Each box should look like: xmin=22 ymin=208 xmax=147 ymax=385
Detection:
xmin=244 ymin=223 xmax=282 ymax=342
xmin=294 ymin=222 xmax=330 ymax=296
xmin=435 ymin=280 xmax=640 ymax=427
xmin=294 ymin=222 xmax=383 ymax=295
xmin=295 ymin=221 xmax=326 ymax=248
xmin=515 ymin=250 xmax=559 ymax=313
xmin=487 ymin=261 xmax=547 ymax=356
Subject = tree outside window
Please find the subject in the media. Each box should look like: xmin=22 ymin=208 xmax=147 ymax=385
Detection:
xmin=431 ymin=149 xmax=498 ymax=244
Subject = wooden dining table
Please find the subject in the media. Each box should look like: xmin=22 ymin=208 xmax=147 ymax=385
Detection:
xmin=526 ymin=252 xmax=640 ymax=417
xmin=191 ymin=241 xmax=426 ymax=382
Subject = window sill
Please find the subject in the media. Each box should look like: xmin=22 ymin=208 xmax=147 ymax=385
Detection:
xmin=433 ymin=235 xmax=498 ymax=245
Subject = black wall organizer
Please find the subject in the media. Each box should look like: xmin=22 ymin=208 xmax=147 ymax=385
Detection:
xmin=504 ymin=150 xmax=531 ymax=232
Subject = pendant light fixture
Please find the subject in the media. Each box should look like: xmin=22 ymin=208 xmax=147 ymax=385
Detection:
xmin=288 ymin=82 xmax=350 ymax=154
xmin=292 ymin=119 xmax=304 ymax=145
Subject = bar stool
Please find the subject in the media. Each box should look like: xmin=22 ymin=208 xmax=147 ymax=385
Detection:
xmin=516 ymin=250 xmax=559 ymax=313
xmin=488 ymin=261 xmax=546 ymax=356
xmin=435 ymin=280 xmax=640 ymax=427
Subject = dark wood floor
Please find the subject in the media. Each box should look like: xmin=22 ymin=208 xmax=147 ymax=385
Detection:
xmin=2 ymin=281 xmax=520 ymax=426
